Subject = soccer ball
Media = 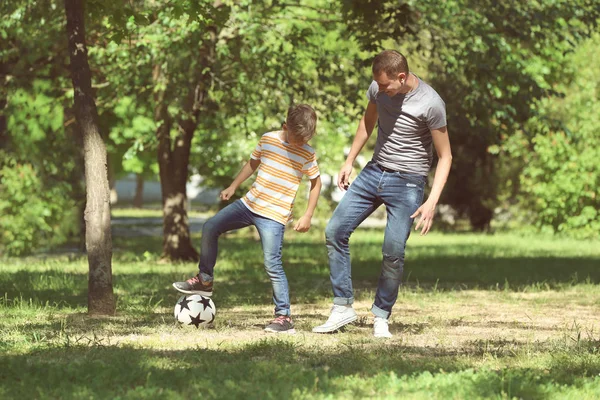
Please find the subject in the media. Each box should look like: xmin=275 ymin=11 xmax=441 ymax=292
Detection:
xmin=174 ymin=294 xmax=216 ymax=328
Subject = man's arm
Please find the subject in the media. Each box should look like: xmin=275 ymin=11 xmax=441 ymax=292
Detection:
xmin=220 ymin=158 xmax=261 ymax=200
xmin=411 ymin=126 xmax=452 ymax=235
xmin=294 ymin=175 xmax=322 ymax=232
xmin=338 ymin=102 xmax=378 ymax=190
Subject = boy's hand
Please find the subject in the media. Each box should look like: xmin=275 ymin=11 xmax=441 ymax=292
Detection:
xmin=293 ymin=214 xmax=312 ymax=232
xmin=220 ymin=186 xmax=236 ymax=201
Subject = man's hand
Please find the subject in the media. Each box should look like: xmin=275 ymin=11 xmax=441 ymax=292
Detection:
xmin=411 ymin=201 xmax=436 ymax=235
xmin=293 ymin=214 xmax=312 ymax=232
xmin=337 ymin=163 xmax=353 ymax=191
xmin=219 ymin=186 xmax=236 ymax=201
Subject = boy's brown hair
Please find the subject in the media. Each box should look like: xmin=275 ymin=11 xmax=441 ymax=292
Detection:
xmin=372 ymin=50 xmax=409 ymax=78
xmin=286 ymin=104 xmax=317 ymax=142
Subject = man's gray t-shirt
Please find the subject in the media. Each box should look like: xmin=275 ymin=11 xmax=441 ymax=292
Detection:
xmin=367 ymin=75 xmax=446 ymax=176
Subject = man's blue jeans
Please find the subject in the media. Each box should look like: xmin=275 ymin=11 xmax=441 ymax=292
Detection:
xmin=198 ymin=200 xmax=290 ymax=316
xmin=325 ymin=161 xmax=426 ymax=319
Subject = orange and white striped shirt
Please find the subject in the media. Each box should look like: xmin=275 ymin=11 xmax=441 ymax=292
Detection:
xmin=241 ymin=131 xmax=320 ymax=225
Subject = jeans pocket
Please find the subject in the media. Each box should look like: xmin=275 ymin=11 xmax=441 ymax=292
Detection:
xmin=397 ymin=172 xmax=426 ymax=187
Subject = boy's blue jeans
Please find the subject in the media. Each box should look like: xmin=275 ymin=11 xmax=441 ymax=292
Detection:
xmin=325 ymin=161 xmax=426 ymax=319
xmin=198 ymin=200 xmax=290 ymax=316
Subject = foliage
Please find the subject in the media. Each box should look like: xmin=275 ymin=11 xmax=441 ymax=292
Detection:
xmin=0 ymin=154 xmax=78 ymax=256
xmin=191 ymin=1 xmax=367 ymax=183
xmin=1 ymin=1 xmax=84 ymax=254
xmin=90 ymin=0 xmax=368 ymax=193
xmin=2 ymin=0 xmax=599 ymax=255
xmin=501 ymin=34 xmax=600 ymax=239
xmin=1 ymin=81 xmax=83 ymax=256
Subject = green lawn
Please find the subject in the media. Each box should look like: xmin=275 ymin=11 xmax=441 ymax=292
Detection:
xmin=1 ymin=225 xmax=600 ymax=399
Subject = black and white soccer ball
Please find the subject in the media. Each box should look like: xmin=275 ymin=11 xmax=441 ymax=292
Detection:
xmin=174 ymin=294 xmax=216 ymax=328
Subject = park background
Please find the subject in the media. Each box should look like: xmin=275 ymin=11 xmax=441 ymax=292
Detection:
xmin=1 ymin=0 xmax=599 ymax=398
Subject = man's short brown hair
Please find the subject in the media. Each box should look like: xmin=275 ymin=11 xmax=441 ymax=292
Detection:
xmin=286 ymin=104 xmax=317 ymax=142
xmin=372 ymin=50 xmax=409 ymax=78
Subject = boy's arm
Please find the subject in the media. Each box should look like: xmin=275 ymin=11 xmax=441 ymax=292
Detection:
xmin=293 ymin=175 xmax=322 ymax=232
xmin=220 ymin=158 xmax=261 ymax=201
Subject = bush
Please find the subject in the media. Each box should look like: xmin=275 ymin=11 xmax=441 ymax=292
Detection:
xmin=500 ymin=35 xmax=600 ymax=239
xmin=0 ymin=154 xmax=79 ymax=256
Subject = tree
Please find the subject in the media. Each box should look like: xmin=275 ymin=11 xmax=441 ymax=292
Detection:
xmin=89 ymin=1 xmax=230 ymax=261
xmin=154 ymin=2 xmax=227 ymax=261
xmin=65 ymin=0 xmax=115 ymax=315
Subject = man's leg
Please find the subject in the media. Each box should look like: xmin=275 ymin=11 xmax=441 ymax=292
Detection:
xmin=173 ymin=200 xmax=253 ymax=295
xmin=372 ymin=171 xmax=425 ymax=336
xmin=313 ymin=162 xmax=383 ymax=333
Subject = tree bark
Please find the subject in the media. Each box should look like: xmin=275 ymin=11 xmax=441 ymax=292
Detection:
xmin=65 ymin=0 xmax=115 ymax=315
xmin=0 ymin=60 xmax=7 ymax=149
xmin=0 ymin=98 xmax=6 ymax=150
xmin=133 ymin=173 xmax=144 ymax=208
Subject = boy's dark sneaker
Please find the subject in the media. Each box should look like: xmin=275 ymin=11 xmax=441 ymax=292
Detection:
xmin=172 ymin=274 xmax=213 ymax=296
xmin=264 ymin=315 xmax=296 ymax=334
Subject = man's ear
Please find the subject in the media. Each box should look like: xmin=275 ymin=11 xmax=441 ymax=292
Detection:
xmin=282 ymin=122 xmax=287 ymax=131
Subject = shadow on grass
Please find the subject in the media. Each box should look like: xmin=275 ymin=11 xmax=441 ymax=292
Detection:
xmin=2 ymin=235 xmax=599 ymax=312
xmin=1 ymin=339 xmax=599 ymax=399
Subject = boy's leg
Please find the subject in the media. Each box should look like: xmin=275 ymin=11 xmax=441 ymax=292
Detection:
xmin=372 ymin=172 xmax=425 ymax=322
xmin=252 ymin=214 xmax=289 ymax=318
xmin=198 ymin=200 xmax=253 ymax=280
xmin=173 ymin=200 xmax=253 ymax=294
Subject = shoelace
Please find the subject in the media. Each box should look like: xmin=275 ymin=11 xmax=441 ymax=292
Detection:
xmin=186 ymin=275 xmax=200 ymax=284
xmin=271 ymin=315 xmax=290 ymax=325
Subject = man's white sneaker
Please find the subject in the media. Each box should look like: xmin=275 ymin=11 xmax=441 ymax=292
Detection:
xmin=312 ymin=305 xmax=358 ymax=333
xmin=373 ymin=316 xmax=393 ymax=338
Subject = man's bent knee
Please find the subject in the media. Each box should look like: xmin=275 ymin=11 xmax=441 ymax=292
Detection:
xmin=381 ymin=253 xmax=404 ymax=279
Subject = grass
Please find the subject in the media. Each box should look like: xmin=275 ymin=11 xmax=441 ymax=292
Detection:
xmin=1 ymin=222 xmax=600 ymax=399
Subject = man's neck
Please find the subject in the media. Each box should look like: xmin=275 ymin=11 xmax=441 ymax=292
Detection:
xmin=399 ymin=73 xmax=418 ymax=94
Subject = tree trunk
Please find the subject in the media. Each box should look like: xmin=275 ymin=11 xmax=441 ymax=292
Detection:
xmin=0 ymin=61 xmax=7 ymax=150
xmin=153 ymin=24 xmax=219 ymax=262
xmin=0 ymin=98 xmax=6 ymax=150
xmin=153 ymin=64 xmax=199 ymax=262
xmin=65 ymin=0 xmax=115 ymax=315
xmin=133 ymin=173 xmax=144 ymax=208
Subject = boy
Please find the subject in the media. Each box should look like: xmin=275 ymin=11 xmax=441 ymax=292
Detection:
xmin=173 ymin=104 xmax=322 ymax=334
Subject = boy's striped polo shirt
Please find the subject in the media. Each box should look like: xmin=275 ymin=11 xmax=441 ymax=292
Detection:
xmin=241 ymin=131 xmax=320 ymax=225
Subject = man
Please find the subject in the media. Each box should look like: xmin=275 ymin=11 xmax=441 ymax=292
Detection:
xmin=313 ymin=50 xmax=452 ymax=338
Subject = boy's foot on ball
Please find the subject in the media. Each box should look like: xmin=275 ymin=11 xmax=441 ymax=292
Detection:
xmin=172 ymin=274 xmax=213 ymax=296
